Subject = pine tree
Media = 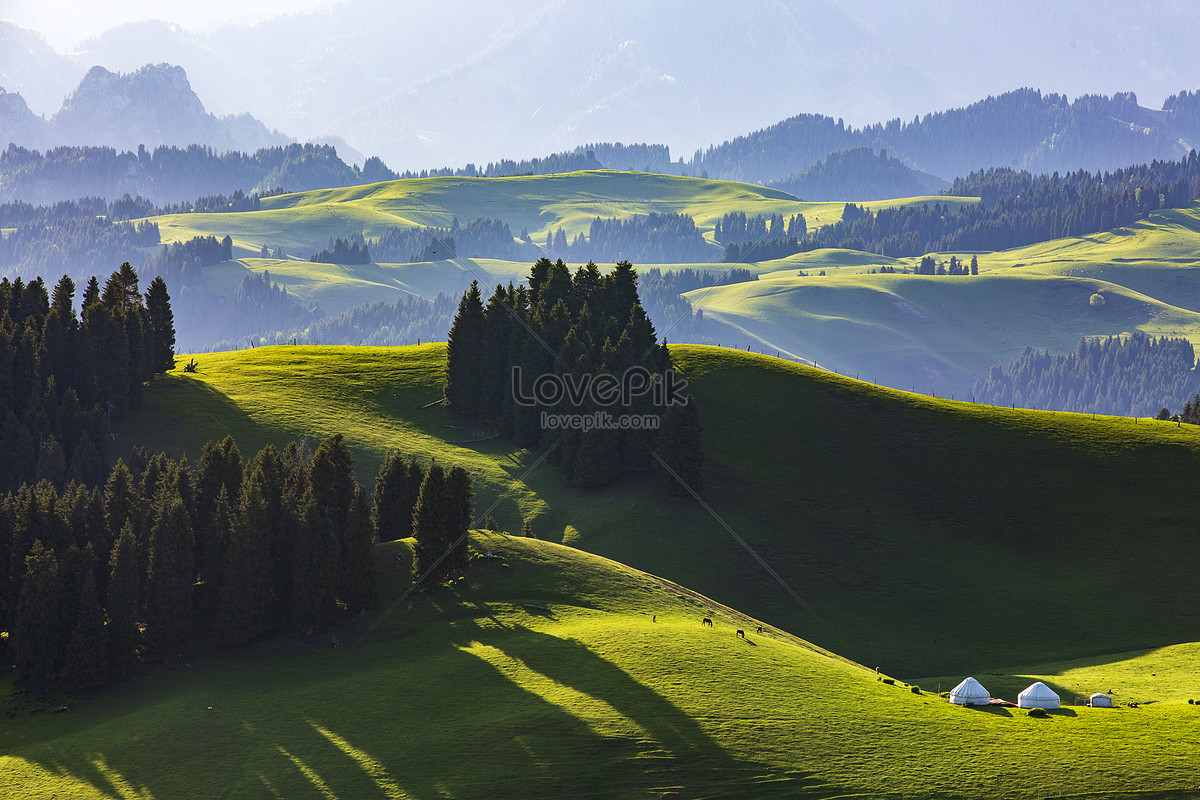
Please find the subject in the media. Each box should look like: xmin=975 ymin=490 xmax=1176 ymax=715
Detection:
xmin=289 ymin=489 xmax=326 ymax=633
xmin=411 ymin=463 xmax=448 ymax=582
xmin=13 ymin=541 xmax=65 ymax=692
xmin=63 ymin=567 xmax=109 ymax=690
xmin=443 ymin=466 xmax=474 ymax=576
xmin=373 ymin=452 xmax=416 ymax=542
xmin=339 ymin=486 xmax=378 ymax=614
xmin=444 ymin=281 xmax=485 ymax=416
xmin=106 ymin=524 xmax=141 ymax=677
xmin=144 ymin=497 xmax=194 ymax=663
xmin=144 ymin=277 xmax=176 ymax=374
xmin=213 ymin=480 xmax=272 ymax=646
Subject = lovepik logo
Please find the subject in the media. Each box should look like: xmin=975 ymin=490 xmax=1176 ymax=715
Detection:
xmin=511 ymin=366 xmax=689 ymax=408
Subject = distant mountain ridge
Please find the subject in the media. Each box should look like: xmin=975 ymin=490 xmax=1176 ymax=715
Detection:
xmin=688 ymin=88 xmax=1200 ymax=185
xmin=0 ymin=63 xmax=287 ymax=155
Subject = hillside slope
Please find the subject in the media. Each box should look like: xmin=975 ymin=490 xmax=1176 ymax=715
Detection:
xmin=116 ymin=344 xmax=1200 ymax=679
xmin=4 ymin=532 xmax=1199 ymax=799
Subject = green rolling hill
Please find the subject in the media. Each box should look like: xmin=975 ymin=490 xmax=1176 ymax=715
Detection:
xmin=142 ymin=172 xmax=1200 ymax=411
xmin=0 ymin=340 xmax=1195 ymax=797
xmin=114 ymin=344 xmax=1200 ymax=682
xmin=5 ymin=532 xmax=1200 ymax=800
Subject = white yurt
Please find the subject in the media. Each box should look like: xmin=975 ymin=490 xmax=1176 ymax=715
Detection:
xmin=949 ymin=677 xmax=991 ymax=705
xmin=1017 ymin=681 xmax=1060 ymax=709
xmin=1089 ymin=693 xmax=1113 ymax=708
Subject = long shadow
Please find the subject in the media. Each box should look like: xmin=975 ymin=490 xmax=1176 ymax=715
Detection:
xmin=469 ymin=621 xmax=825 ymax=797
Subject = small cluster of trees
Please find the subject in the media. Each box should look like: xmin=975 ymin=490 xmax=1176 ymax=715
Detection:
xmin=310 ymin=236 xmax=372 ymax=265
xmin=443 ymin=259 xmax=704 ymax=494
xmin=372 ymin=218 xmax=530 ymax=263
xmin=713 ymin=211 xmax=807 ymax=244
xmin=0 ymin=264 xmax=175 ymax=493
xmin=974 ymin=332 xmax=1197 ymax=417
xmin=913 ymin=255 xmax=978 ymax=275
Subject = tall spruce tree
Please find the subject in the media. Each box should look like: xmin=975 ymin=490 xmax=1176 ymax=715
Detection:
xmin=144 ymin=276 xmax=176 ymax=374
xmin=444 ymin=280 xmax=486 ymax=416
xmin=213 ymin=480 xmax=272 ymax=646
xmin=442 ymin=466 xmax=474 ymax=576
xmin=13 ymin=541 xmax=65 ymax=692
xmin=339 ymin=486 xmax=378 ymax=614
xmin=63 ymin=566 xmax=109 ymax=690
xmin=373 ymin=452 xmax=418 ymax=542
xmin=144 ymin=496 xmax=194 ymax=663
xmin=289 ymin=489 xmax=326 ymax=634
xmin=106 ymin=524 xmax=141 ymax=677
xmin=411 ymin=463 xmax=448 ymax=582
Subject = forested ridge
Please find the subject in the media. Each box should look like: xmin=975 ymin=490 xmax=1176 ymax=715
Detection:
xmin=721 ymin=150 xmax=1200 ymax=259
xmin=974 ymin=332 xmax=1198 ymax=417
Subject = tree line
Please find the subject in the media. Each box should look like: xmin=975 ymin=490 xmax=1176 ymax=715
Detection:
xmin=0 ymin=264 xmax=176 ymax=494
xmin=973 ymin=332 xmax=1197 ymax=417
xmin=209 ymin=292 xmax=457 ymax=351
xmin=722 ymin=145 xmax=1200 ymax=260
xmin=443 ymin=260 xmax=705 ymax=494
xmin=2 ymin=433 xmax=480 ymax=695
xmin=371 ymin=218 xmax=532 ymax=263
xmin=0 ymin=215 xmax=160 ymax=282
xmin=310 ymin=236 xmax=372 ymax=265
xmin=0 ymin=143 xmax=374 ymax=206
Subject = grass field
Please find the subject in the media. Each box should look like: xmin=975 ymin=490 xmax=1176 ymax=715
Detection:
xmin=4 ymin=533 xmax=1199 ymax=800
xmin=143 ymin=171 xmax=1200 ymax=405
xmin=114 ymin=344 xmax=1200 ymax=682
xmin=150 ymin=170 xmax=974 ymax=260
xmin=685 ymin=204 xmax=1200 ymax=396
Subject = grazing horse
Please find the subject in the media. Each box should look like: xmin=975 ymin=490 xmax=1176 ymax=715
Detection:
xmin=702 ymin=617 xmax=713 ymax=627
xmin=756 ymin=626 xmax=764 ymax=634
xmin=736 ymin=629 xmax=745 ymax=638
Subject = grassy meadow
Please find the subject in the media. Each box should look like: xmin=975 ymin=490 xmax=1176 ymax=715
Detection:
xmin=113 ymin=344 xmax=1200 ymax=681
xmin=4 ymin=533 xmax=1199 ymax=800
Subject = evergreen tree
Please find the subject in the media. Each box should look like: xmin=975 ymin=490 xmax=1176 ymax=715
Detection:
xmin=339 ymin=486 xmax=378 ymax=614
xmin=106 ymin=524 xmax=141 ymax=677
xmin=13 ymin=541 xmax=64 ymax=692
xmin=192 ymin=436 xmax=242 ymax=591
xmin=63 ymin=567 xmax=109 ymax=690
xmin=411 ymin=463 xmax=449 ymax=582
xmin=145 ymin=276 xmax=176 ymax=374
xmin=213 ymin=480 xmax=272 ymax=646
xmin=444 ymin=281 xmax=485 ymax=416
xmin=289 ymin=489 xmax=326 ymax=633
xmin=442 ymin=466 xmax=474 ymax=576
xmin=144 ymin=497 xmax=194 ymax=663
xmin=373 ymin=452 xmax=418 ymax=542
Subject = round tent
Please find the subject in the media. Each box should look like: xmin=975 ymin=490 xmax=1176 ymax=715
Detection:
xmin=1018 ymin=681 xmax=1060 ymax=709
xmin=949 ymin=677 xmax=990 ymax=705
xmin=1089 ymin=693 xmax=1113 ymax=708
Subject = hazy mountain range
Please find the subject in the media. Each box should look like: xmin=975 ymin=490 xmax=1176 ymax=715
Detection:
xmin=3 ymin=0 xmax=1200 ymax=173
